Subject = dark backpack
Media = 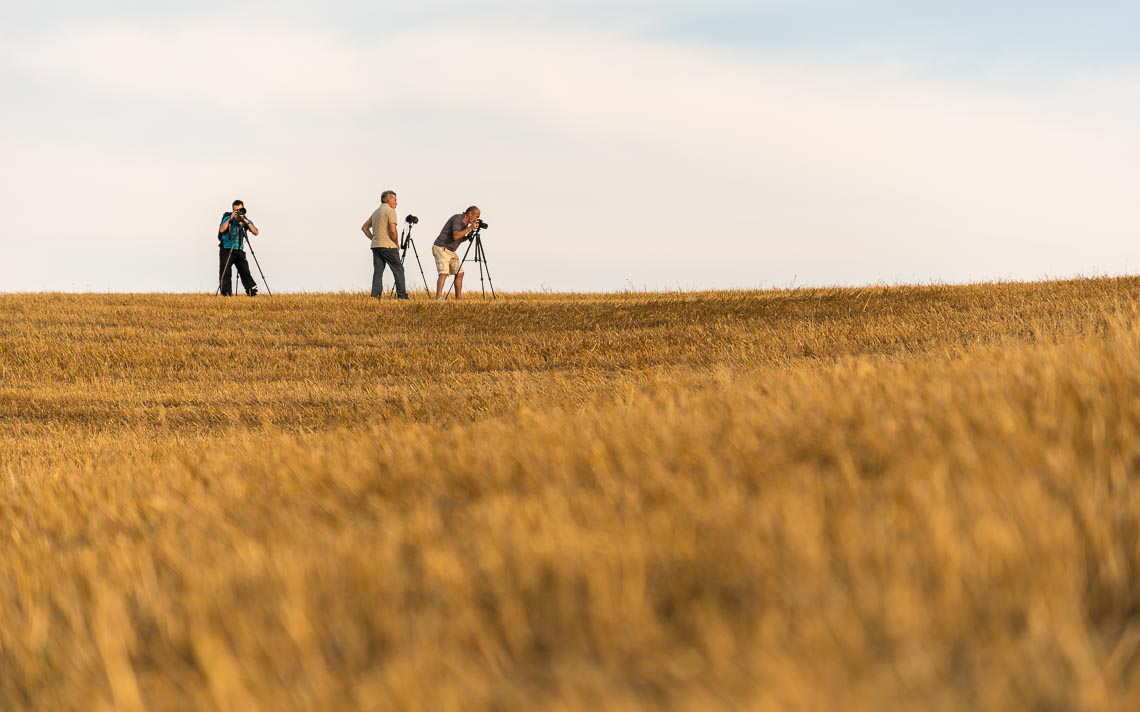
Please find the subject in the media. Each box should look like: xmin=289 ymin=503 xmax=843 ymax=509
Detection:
xmin=218 ymin=212 xmax=231 ymax=247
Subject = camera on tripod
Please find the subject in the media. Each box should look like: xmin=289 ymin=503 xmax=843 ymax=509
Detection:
xmin=476 ymin=220 xmax=488 ymax=230
xmin=405 ymin=215 xmax=419 ymax=225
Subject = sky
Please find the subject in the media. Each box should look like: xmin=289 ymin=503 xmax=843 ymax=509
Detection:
xmin=2 ymin=1 xmax=1139 ymax=293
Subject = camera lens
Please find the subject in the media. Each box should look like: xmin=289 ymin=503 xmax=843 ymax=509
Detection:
xmin=406 ymin=215 xmax=419 ymax=225
xmin=478 ymin=220 xmax=488 ymax=229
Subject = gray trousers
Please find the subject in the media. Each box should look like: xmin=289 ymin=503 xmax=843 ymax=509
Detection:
xmin=371 ymin=248 xmax=408 ymax=299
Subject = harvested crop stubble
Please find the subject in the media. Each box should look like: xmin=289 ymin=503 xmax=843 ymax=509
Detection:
xmin=2 ymin=279 xmax=1140 ymax=709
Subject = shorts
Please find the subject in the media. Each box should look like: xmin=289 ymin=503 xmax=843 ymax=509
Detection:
xmin=432 ymin=245 xmax=463 ymax=276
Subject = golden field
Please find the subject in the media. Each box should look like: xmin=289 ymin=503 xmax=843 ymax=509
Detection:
xmin=3 ymin=279 xmax=1140 ymax=710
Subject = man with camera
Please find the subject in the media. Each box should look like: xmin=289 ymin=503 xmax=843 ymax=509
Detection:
xmin=218 ymin=199 xmax=260 ymax=296
xmin=361 ymin=190 xmax=409 ymax=300
xmin=432 ymin=206 xmax=481 ymax=300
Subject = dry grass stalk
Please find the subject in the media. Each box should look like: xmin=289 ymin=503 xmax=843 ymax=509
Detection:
xmin=2 ymin=279 xmax=1140 ymax=709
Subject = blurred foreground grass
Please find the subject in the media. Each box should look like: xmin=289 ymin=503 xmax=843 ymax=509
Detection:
xmin=2 ymin=280 xmax=1140 ymax=709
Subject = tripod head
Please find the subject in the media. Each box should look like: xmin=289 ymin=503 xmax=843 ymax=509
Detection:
xmin=466 ymin=219 xmax=488 ymax=248
xmin=400 ymin=214 xmax=419 ymax=250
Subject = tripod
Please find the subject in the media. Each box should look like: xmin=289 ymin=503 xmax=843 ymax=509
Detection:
xmin=216 ymin=223 xmax=272 ymax=296
xmin=400 ymin=223 xmax=432 ymax=297
xmin=446 ymin=229 xmax=496 ymax=299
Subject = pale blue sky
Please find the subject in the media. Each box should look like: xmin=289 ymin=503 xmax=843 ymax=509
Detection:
xmin=8 ymin=2 xmax=1135 ymax=60
xmin=2 ymin=2 xmax=1139 ymax=292
xmin=664 ymin=2 xmax=1140 ymax=61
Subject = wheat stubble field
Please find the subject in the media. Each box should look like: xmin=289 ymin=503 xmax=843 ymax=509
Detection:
xmin=3 ymin=279 xmax=1140 ymax=710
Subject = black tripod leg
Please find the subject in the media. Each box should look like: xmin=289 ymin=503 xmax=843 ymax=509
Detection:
xmin=475 ymin=237 xmax=496 ymax=299
xmin=408 ymin=240 xmax=431 ymax=296
xmin=246 ymin=242 xmax=272 ymax=296
xmin=483 ymin=249 xmax=497 ymax=299
xmin=217 ymin=247 xmax=237 ymax=296
xmin=478 ymin=243 xmax=486 ymax=298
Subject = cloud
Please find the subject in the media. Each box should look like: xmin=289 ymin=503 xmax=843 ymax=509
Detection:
xmin=2 ymin=19 xmax=1140 ymax=292
xmin=3 ymin=24 xmax=362 ymax=107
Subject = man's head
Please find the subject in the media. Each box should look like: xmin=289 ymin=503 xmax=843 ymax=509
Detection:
xmin=382 ymin=190 xmax=398 ymax=208
xmin=464 ymin=206 xmax=481 ymax=223
xmin=232 ymin=200 xmax=244 ymax=214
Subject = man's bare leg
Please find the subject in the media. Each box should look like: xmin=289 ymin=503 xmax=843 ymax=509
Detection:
xmin=455 ymin=272 xmax=464 ymax=300
xmin=436 ymin=274 xmax=447 ymax=299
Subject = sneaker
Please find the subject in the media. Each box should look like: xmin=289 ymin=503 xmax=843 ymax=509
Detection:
xmin=247 ymin=285 xmax=259 ymax=297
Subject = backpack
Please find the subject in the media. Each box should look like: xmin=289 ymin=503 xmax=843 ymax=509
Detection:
xmin=218 ymin=212 xmax=231 ymax=248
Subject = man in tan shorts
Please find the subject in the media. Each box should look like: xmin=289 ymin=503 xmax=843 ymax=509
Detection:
xmin=432 ymin=206 xmax=480 ymax=300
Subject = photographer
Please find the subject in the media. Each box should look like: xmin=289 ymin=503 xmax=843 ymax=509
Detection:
xmin=361 ymin=190 xmax=409 ymax=300
xmin=218 ymin=199 xmax=260 ymax=296
xmin=432 ymin=206 xmax=481 ymax=300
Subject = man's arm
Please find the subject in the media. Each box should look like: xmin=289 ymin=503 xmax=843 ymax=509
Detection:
xmin=362 ymin=219 xmax=374 ymax=240
xmin=247 ymin=221 xmax=259 ymax=237
xmin=220 ymin=216 xmax=232 ymax=234
xmin=452 ymin=218 xmax=476 ymax=242
xmin=388 ymin=222 xmax=399 ymax=247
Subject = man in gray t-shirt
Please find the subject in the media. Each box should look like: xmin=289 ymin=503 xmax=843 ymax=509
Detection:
xmin=432 ymin=206 xmax=480 ymax=299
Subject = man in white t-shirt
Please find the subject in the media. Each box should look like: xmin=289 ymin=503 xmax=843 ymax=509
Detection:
xmin=361 ymin=190 xmax=408 ymax=299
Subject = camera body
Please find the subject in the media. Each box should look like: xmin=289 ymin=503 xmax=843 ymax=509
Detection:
xmin=476 ymin=220 xmax=488 ymax=230
xmin=406 ymin=215 xmax=419 ymax=225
